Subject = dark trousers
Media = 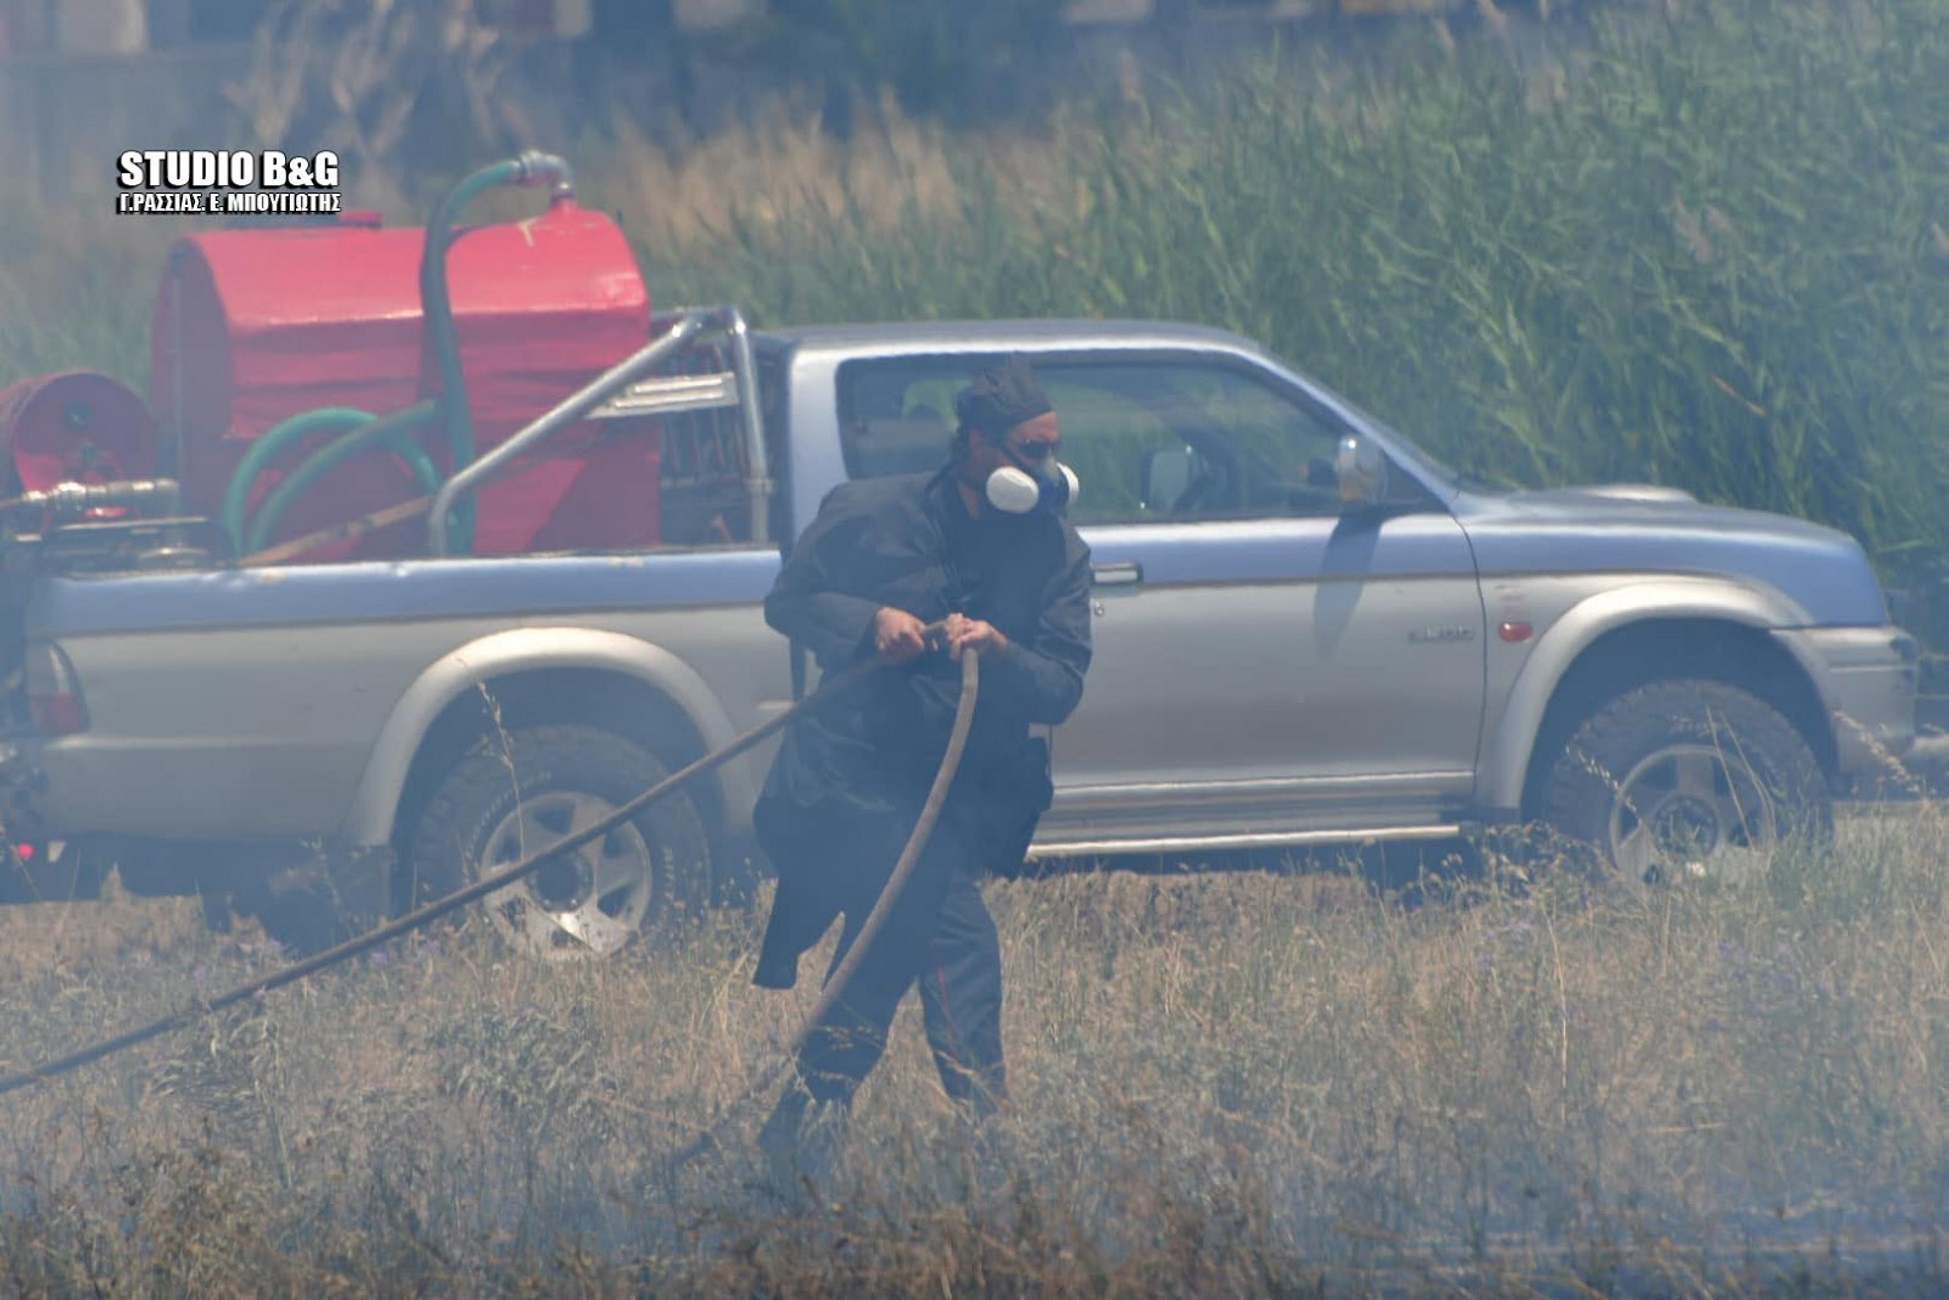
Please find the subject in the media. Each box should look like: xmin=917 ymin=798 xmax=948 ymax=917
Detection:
xmin=792 ymin=806 xmax=1007 ymax=1115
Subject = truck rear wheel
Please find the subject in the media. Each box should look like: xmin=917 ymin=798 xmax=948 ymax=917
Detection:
xmin=1537 ymin=679 xmax=1830 ymax=887
xmin=405 ymin=724 xmax=711 ymax=959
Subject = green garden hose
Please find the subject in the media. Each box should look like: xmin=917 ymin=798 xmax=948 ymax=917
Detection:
xmin=222 ymin=407 xmax=379 ymax=553
xmin=418 ymin=153 xmax=572 ymax=555
xmin=223 ymin=153 xmax=572 ymax=560
xmin=243 ymin=399 xmax=441 ymax=554
xmin=418 ymin=161 xmax=521 ymax=555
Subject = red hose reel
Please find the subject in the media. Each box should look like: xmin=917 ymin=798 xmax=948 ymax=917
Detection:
xmin=0 ymin=371 xmax=160 ymax=508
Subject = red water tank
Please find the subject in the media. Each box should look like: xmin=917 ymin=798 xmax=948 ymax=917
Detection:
xmin=150 ymin=200 xmax=661 ymax=559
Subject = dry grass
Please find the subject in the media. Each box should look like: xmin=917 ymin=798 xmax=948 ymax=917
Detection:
xmin=3 ymin=10 xmax=1948 ymax=1282
xmin=0 ymin=810 xmax=1942 ymax=1294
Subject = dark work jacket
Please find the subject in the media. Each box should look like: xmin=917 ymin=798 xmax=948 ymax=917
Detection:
xmin=751 ymin=466 xmax=1093 ymax=986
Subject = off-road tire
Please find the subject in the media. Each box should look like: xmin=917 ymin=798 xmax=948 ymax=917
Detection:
xmin=1537 ymin=679 xmax=1829 ymax=887
xmin=405 ymin=724 xmax=711 ymax=958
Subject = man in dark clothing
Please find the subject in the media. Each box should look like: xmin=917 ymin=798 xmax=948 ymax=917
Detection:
xmin=750 ymin=356 xmax=1093 ymax=1178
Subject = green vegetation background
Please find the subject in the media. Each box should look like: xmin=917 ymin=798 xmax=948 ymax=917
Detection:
xmin=5 ymin=0 xmax=1947 ymax=663
xmin=666 ymin=0 xmax=1949 ymax=662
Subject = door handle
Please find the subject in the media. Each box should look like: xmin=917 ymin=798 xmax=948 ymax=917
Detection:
xmin=1091 ymin=560 xmax=1143 ymax=587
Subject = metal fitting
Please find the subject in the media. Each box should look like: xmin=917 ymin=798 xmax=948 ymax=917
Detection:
xmin=514 ymin=150 xmax=575 ymax=201
xmin=1 ymin=478 xmax=183 ymax=523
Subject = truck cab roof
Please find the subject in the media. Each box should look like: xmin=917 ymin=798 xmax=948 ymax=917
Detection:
xmin=757 ymin=318 xmax=1268 ymax=361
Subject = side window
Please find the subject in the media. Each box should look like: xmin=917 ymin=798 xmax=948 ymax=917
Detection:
xmin=1044 ymin=363 xmax=1358 ymax=525
xmin=836 ymin=355 xmax=1423 ymax=523
xmin=837 ymin=358 xmax=984 ymax=480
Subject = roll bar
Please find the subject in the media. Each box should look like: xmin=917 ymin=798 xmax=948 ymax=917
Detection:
xmin=427 ymin=305 xmax=771 ymax=556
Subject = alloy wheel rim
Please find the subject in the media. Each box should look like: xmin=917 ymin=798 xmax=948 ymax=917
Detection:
xmin=1606 ymin=742 xmax=1778 ymax=887
xmin=477 ymin=791 xmax=657 ymax=959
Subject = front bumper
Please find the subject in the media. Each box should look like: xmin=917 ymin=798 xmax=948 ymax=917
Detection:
xmin=1773 ymin=625 xmax=1919 ymax=776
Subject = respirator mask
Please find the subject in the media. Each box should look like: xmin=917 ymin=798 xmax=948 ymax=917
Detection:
xmin=984 ymin=442 xmax=1080 ymax=517
xmin=954 ymin=356 xmax=1077 ymax=517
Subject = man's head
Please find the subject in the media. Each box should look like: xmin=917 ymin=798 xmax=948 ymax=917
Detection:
xmin=952 ymin=356 xmax=1063 ymax=510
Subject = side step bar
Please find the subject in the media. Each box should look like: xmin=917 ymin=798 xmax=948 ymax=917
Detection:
xmin=1025 ymin=823 xmax=1470 ymax=861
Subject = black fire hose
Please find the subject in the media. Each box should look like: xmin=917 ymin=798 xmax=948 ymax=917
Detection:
xmin=663 ymin=642 xmax=980 ymax=1172
xmin=0 ymin=626 xmax=978 ymax=1102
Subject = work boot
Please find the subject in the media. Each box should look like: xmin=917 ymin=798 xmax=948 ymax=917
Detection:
xmin=756 ymin=1082 xmax=851 ymax=1203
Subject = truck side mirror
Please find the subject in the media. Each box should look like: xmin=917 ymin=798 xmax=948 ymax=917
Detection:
xmin=1142 ymin=446 xmax=1195 ymax=514
xmin=1334 ymin=434 xmax=1388 ymax=510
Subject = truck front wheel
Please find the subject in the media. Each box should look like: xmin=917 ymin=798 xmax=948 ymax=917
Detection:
xmin=1537 ymin=679 xmax=1830 ymax=887
xmin=404 ymin=724 xmax=711 ymax=959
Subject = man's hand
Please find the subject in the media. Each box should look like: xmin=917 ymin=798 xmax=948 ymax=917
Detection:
xmin=874 ymin=606 xmax=929 ymax=665
xmin=944 ymin=612 xmax=1010 ymax=659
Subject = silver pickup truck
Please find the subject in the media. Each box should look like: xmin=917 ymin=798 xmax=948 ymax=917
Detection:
xmin=0 ymin=314 xmax=1918 ymax=955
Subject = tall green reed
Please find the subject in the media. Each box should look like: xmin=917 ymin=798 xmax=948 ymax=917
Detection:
xmin=649 ymin=0 xmax=1949 ymax=644
xmin=8 ymin=1 xmax=1949 ymax=650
